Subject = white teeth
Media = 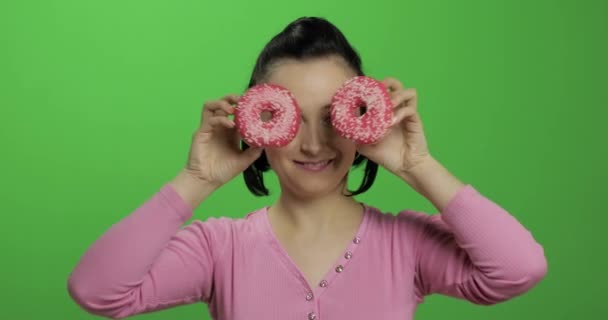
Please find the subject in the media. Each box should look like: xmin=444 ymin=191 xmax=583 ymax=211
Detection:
xmin=297 ymin=160 xmax=331 ymax=167
xmin=303 ymin=160 xmax=328 ymax=165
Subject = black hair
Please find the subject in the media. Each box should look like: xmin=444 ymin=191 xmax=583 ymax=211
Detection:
xmin=241 ymin=16 xmax=379 ymax=197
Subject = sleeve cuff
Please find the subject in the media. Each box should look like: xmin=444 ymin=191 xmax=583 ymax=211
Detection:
xmin=441 ymin=184 xmax=479 ymax=216
xmin=159 ymin=183 xmax=194 ymax=222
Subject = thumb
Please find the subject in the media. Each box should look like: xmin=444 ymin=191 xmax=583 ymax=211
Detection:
xmin=241 ymin=146 xmax=264 ymax=166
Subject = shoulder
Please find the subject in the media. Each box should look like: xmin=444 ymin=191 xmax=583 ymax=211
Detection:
xmin=363 ymin=203 xmax=448 ymax=236
xmin=184 ymin=206 xmax=269 ymax=242
xmin=363 ymin=184 xmax=482 ymax=231
xmin=173 ymin=207 xmax=268 ymax=260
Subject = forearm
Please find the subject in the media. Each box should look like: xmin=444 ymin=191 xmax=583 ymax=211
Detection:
xmin=407 ymin=161 xmax=548 ymax=302
xmin=68 ymin=183 xmax=193 ymax=307
xmin=398 ymin=155 xmax=466 ymax=213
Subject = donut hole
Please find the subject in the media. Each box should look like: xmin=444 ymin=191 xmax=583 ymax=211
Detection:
xmin=357 ymin=105 xmax=367 ymax=116
xmin=354 ymin=101 xmax=367 ymax=117
xmin=260 ymin=110 xmax=273 ymax=122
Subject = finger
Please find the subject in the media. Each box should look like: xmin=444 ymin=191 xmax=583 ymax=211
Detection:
xmin=201 ymin=102 xmax=213 ymax=127
xmin=241 ymin=146 xmax=264 ymax=164
xmin=391 ymin=105 xmax=418 ymax=126
xmin=382 ymin=77 xmax=404 ymax=92
xmin=204 ymin=99 xmax=236 ymax=116
xmin=208 ymin=116 xmax=236 ymax=129
xmin=232 ymin=124 xmax=243 ymax=148
xmin=391 ymin=88 xmax=417 ymax=108
xmin=223 ymin=94 xmax=241 ymax=106
xmin=200 ymin=115 xmax=236 ymax=133
xmin=233 ymin=146 xmax=264 ymax=172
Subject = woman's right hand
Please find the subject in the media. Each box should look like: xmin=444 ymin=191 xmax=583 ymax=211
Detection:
xmin=182 ymin=94 xmax=263 ymax=188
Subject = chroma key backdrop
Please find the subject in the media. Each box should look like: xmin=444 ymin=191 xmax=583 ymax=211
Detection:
xmin=0 ymin=0 xmax=605 ymax=319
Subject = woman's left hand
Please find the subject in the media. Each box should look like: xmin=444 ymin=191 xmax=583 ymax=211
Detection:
xmin=356 ymin=77 xmax=432 ymax=177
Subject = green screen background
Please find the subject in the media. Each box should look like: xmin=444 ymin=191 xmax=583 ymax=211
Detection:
xmin=1 ymin=0 xmax=605 ymax=319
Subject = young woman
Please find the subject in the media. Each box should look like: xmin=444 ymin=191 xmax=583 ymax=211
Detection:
xmin=67 ymin=17 xmax=547 ymax=320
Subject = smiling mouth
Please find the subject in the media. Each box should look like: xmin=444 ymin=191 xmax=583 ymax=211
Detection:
xmin=293 ymin=159 xmax=334 ymax=171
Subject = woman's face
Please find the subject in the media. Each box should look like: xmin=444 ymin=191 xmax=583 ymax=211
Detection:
xmin=262 ymin=56 xmax=359 ymax=199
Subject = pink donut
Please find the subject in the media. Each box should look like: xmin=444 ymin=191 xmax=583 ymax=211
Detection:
xmin=330 ymin=76 xmax=393 ymax=144
xmin=235 ymin=84 xmax=301 ymax=148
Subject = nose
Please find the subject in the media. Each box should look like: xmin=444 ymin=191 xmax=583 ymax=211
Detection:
xmin=299 ymin=122 xmax=325 ymax=156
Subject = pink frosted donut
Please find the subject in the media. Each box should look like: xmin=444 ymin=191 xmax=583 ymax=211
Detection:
xmin=235 ymin=84 xmax=301 ymax=148
xmin=330 ymin=76 xmax=393 ymax=144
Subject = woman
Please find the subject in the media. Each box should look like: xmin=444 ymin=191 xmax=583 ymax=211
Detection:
xmin=67 ymin=17 xmax=547 ymax=319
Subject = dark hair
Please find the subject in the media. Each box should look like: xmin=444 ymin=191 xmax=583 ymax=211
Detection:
xmin=241 ymin=16 xmax=379 ymax=197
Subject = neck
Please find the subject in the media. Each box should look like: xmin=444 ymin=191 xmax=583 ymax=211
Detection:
xmin=268 ymin=179 xmax=364 ymax=237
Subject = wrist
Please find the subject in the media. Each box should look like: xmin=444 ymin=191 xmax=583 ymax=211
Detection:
xmin=398 ymin=155 xmax=466 ymax=212
xmin=169 ymin=169 xmax=219 ymax=210
xmin=398 ymin=155 xmax=437 ymax=183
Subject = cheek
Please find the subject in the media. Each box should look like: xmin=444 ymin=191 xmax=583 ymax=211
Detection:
xmin=263 ymin=149 xmax=279 ymax=170
xmin=264 ymin=148 xmax=291 ymax=170
xmin=334 ymin=138 xmax=358 ymax=162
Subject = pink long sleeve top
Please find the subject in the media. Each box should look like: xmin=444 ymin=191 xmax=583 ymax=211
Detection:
xmin=67 ymin=183 xmax=547 ymax=319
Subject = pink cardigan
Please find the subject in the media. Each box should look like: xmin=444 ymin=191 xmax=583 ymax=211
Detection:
xmin=67 ymin=183 xmax=547 ymax=319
